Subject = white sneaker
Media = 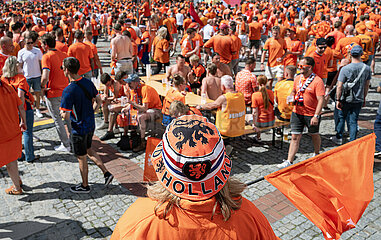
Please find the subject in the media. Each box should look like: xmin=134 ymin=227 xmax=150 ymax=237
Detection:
xmin=54 ymin=143 xmax=71 ymax=152
xmin=36 ymin=109 xmax=43 ymax=118
xmin=277 ymin=160 xmax=292 ymax=169
xmin=330 ymin=136 xmax=343 ymax=145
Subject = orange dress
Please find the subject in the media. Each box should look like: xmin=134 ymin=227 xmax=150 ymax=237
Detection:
xmin=0 ymin=81 xmax=22 ymax=167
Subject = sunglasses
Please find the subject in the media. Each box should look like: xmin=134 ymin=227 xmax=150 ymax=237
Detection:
xmin=297 ymin=64 xmax=310 ymax=69
xmin=317 ymin=45 xmax=327 ymax=49
xmin=27 ymin=42 xmax=34 ymax=45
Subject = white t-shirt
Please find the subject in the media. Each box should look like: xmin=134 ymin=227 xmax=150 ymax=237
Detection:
xmin=202 ymin=24 xmax=215 ymax=41
xmin=176 ymin=13 xmax=184 ymax=26
xmin=17 ymin=47 xmax=43 ymax=78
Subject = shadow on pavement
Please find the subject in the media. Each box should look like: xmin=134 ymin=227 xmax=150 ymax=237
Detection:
xmin=17 ymin=181 xmax=134 ymax=202
xmin=0 ymin=215 xmax=112 ymax=240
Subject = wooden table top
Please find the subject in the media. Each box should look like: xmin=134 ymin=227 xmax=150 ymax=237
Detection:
xmin=144 ymin=80 xmax=213 ymax=106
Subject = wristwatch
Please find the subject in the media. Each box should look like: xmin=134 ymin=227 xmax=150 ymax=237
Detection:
xmin=313 ymin=114 xmax=320 ymax=119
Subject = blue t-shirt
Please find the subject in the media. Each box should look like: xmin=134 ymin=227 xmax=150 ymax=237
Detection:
xmin=60 ymin=77 xmax=98 ymax=135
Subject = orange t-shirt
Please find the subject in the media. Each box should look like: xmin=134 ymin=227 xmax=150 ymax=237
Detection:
xmin=56 ymin=41 xmax=68 ymax=54
xmin=153 ymin=37 xmax=170 ymax=63
xmin=365 ymin=31 xmax=379 ymax=55
xmin=0 ymin=53 xmax=9 ymax=75
xmin=130 ymin=84 xmax=162 ymax=110
xmin=326 ymin=30 xmax=345 ymax=50
xmin=307 ymin=51 xmax=331 ymax=79
xmin=296 ymin=26 xmax=308 ymax=43
xmin=68 ymin=42 xmax=94 ymax=76
xmin=248 ymin=22 xmax=262 ymax=40
xmin=110 ymin=197 xmax=278 ymax=240
xmin=293 ymin=74 xmax=325 ymax=116
xmin=0 ymin=81 xmax=22 ymax=166
xmin=91 ymin=19 xmax=99 ymax=36
xmin=204 ymin=34 xmax=234 ymax=64
xmin=284 ymin=38 xmax=303 ymax=66
xmin=84 ymin=40 xmax=99 ymax=69
xmin=41 ymin=49 xmax=69 ymax=98
xmin=251 ymin=89 xmax=275 ymax=123
xmin=263 ymin=37 xmax=287 ymax=67
xmin=230 ymin=34 xmax=242 ymax=60
xmin=335 ymin=36 xmax=362 ymax=59
xmin=162 ymin=88 xmax=185 ymax=115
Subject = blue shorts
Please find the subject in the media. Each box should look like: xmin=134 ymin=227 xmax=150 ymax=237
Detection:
xmin=26 ymin=77 xmax=41 ymax=92
xmin=162 ymin=114 xmax=174 ymax=127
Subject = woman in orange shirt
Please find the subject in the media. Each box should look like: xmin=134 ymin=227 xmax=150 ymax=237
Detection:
xmin=0 ymin=58 xmax=27 ymax=195
xmin=251 ymin=75 xmax=275 ymax=141
xmin=152 ymin=27 xmax=171 ymax=75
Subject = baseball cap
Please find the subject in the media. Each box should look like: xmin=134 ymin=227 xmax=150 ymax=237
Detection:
xmin=219 ymin=23 xmax=229 ymax=30
xmin=151 ymin=115 xmax=232 ymax=201
xmin=351 ymin=45 xmax=363 ymax=57
xmin=123 ymin=73 xmax=140 ymax=83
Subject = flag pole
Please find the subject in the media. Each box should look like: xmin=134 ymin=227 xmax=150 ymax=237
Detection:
xmin=245 ymin=176 xmax=265 ymax=186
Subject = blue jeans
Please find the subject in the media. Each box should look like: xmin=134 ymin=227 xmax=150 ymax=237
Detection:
xmin=92 ymin=35 xmax=98 ymax=45
xmin=374 ymin=114 xmax=381 ymax=151
xmin=23 ymin=109 xmax=35 ymax=162
xmin=334 ymin=102 xmax=362 ymax=141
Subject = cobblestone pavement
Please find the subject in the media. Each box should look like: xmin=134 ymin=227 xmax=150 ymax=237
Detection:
xmin=1 ymin=38 xmax=381 ymax=239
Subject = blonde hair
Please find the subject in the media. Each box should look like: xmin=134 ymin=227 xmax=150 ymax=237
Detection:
xmin=2 ymin=56 xmax=19 ymax=78
xmin=147 ymin=177 xmax=246 ymax=221
xmin=157 ymin=27 xmax=167 ymax=40
xmin=168 ymin=100 xmax=188 ymax=118
xmin=257 ymin=75 xmax=270 ymax=109
xmin=189 ymin=54 xmax=200 ymax=63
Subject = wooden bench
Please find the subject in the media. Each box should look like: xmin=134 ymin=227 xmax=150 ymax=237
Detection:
xmin=244 ymin=119 xmax=290 ymax=149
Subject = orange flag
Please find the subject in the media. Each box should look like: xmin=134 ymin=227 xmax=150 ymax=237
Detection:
xmin=265 ymin=134 xmax=375 ymax=240
xmin=143 ymin=137 xmax=161 ymax=182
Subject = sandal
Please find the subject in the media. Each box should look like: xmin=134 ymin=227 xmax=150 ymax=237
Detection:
xmin=5 ymin=186 xmax=23 ymax=195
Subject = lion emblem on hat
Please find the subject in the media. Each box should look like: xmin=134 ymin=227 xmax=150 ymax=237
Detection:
xmin=172 ymin=119 xmax=215 ymax=150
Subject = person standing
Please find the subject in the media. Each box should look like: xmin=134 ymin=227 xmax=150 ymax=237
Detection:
xmin=331 ymin=46 xmax=371 ymax=145
xmin=374 ymin=84 xmax=381 ymax=157
xmin=40 ymin=33 xmax=71 ymax=152
xmin=248 ymin=16 xmax=262 ymax=60
xmin=60 ymin=57 xmax=113 ymax=193
xmin=277 ymin=57 xmax=325 ymax=169
xmin=68 ymin=30 xmax=95 ymax=79
xmin=235 ymin=58 xmax=258 ymax=106
xmin=110 ymin=115 xmax=278 ymax=240
xmin=0 ymin=75 xmax=26 ymax=195
xmin=261 ymin=26 xmax=288 ymax=88
xmin=17 ymin=31 xmax=43 ymax=118
xmin=204 ymin=23 xmax=235 ymax=66
xmin=110 ymin=24 xmax=134 ymax=74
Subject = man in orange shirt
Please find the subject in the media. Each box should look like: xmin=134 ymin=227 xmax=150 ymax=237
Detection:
xmin=121 ymin=74 xmax=162 ymax=152
xmin=204 ymin=23 xmax=235 ymax=65
xmin=55 ymin=28 xmax=68 ymax=54
xmin=90 ymin=14 xmax=100 ymax=45
xmin=68 ymin=30 xmax=95 ymax=79
xmin=307 ymin=38 xmax=332 ymax=83
xmin=248 ymin=16 xmax=262 ymax=60
xmin=283 ymin=27 xmax=303 ymax=67
xmin=0 ymin=36 xmax=14 ymax=75
xmin=326 ymin=21 xmax=345 ymax=50
xmin=229 ymin=22 xmax=242 ymax=76
xmin=40 ymin=33 xmax=70 ymax=152
xmin=261 ymin=26 xmax=288 ymax=88
xmin=84 ymin=31 xmax=103 ymax=79
xmin=335 ymin=25 xmax=362 ymax=60
xmin=277 ymin=57 xmax=325 ymax=169
xmin=365 ymin=21 xmax=379 ymax=73
xmin=111 ymin=115 xmax=278 ymax=240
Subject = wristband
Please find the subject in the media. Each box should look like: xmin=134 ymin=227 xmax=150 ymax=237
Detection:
xmin=313 ymin=114 xmax=320 ymax=119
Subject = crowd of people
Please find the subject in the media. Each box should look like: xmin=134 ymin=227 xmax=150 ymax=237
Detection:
xmin=0 ymin=0 xmax=380 ymax=238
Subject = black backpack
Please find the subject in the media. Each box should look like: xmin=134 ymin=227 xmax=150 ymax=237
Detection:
xmin=117 ymin=131 xmax=141 ymax=151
